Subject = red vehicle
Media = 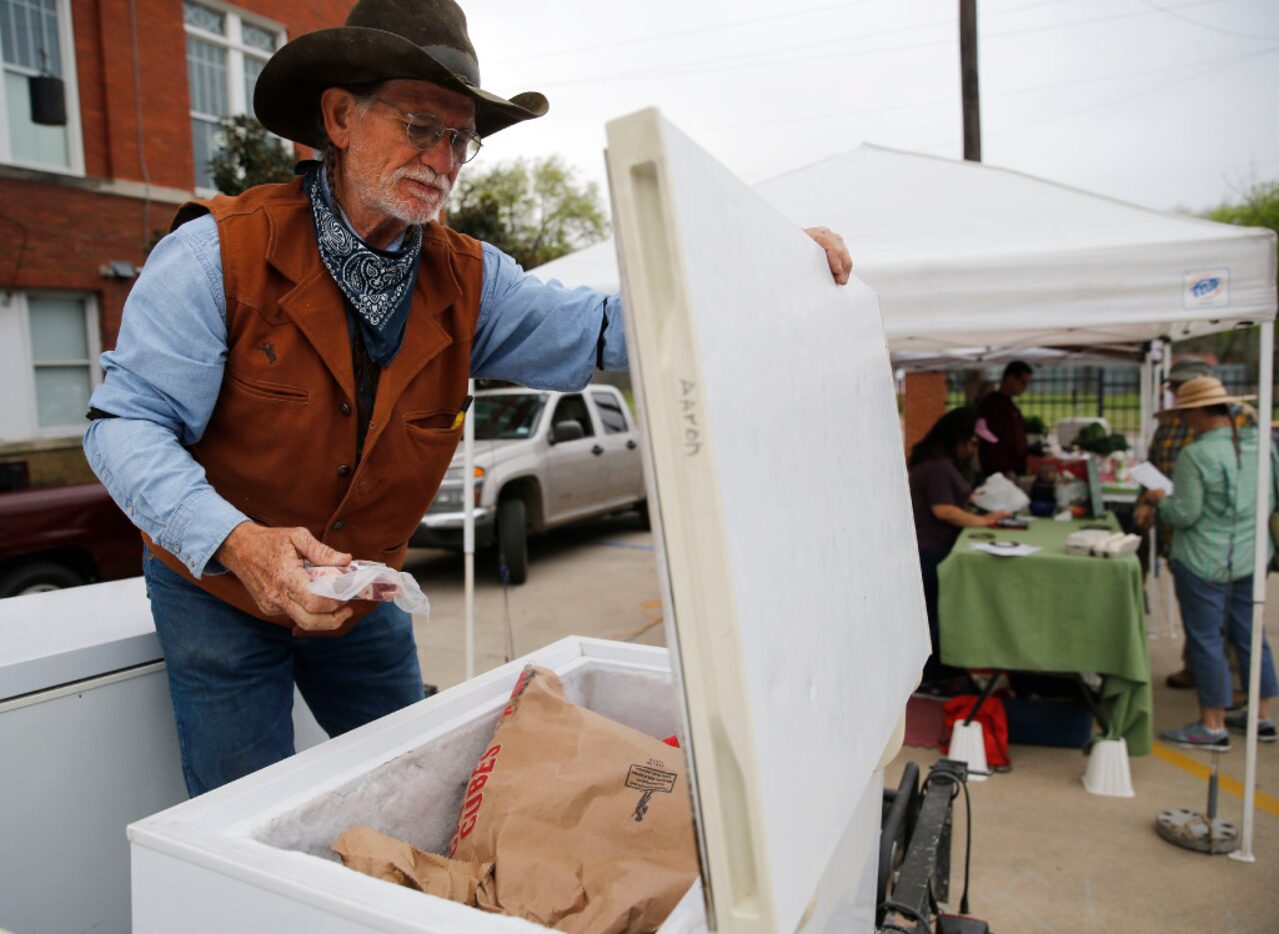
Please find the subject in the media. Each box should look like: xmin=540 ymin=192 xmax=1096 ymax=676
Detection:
xmin=0 ymin=483 xmax=142 ymax=597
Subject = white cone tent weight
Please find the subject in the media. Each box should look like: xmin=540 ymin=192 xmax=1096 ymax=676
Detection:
xmin=519 ymin=142 xmax=1278 ymax=856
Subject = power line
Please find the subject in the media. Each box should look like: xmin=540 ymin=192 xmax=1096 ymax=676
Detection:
xmin=489 ymin=0 xmax=882 ymax=66
xmin=694 ymin=47 xmax=1271 ymax=133
xmin=1141 ymin=0 xmax=1279 ymax=42
xmin=531 ymin=0 xmax=1231 ymax=89
xmin=492 ymin=0 xmax=1078 ymax=70
xmin=916 ymin=43 xmax=1279 ymax=154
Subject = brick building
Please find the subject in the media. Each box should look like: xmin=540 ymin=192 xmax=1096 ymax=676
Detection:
xmin=0 ymin=0 xmax=347 ymax=489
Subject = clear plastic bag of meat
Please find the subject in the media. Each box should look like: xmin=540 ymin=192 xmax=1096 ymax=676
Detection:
xmin=304 ymin=560 xmax=429 ymax=616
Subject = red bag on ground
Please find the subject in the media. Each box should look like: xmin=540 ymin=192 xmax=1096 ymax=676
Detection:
xmin=939 ymin=695 xmax=1011 ymax=768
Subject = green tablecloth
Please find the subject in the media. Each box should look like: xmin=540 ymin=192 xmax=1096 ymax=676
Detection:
xmin=938 ymin=516 xmax=1152 ymax=755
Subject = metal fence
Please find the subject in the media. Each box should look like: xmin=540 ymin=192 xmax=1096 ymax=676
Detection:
xmin=945 ymin=364 xmax=1272 ymax=440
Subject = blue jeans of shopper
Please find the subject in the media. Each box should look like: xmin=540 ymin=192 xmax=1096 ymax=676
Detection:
xmin=143 ymin=547 xmax=425 ymax=796
xmin=1170 ymin=559 xmax=1278 ymax=710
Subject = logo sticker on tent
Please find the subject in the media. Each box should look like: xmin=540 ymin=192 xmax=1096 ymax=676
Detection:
xmin=1183 ymin=270 xmax=1230 ymax=309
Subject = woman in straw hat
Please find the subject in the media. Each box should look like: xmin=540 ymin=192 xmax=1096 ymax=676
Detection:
xmin=1135 ymin=376 xmax=1278 ymax=750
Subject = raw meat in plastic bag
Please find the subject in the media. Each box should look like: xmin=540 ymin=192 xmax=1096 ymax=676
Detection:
xmin=305 ymin=561 xmax=429 ymax=616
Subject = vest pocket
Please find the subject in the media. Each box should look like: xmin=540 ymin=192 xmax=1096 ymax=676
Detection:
xmin=404 ymin=408 xmax=460 ymax=432
xmin=381 ymin=541 xmax=409 ymax=570
xmin=226 ymin=370 xmax=310 ymax=404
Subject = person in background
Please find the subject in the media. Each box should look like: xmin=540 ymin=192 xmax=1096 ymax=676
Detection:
xmin=909 ymin=408 xmax=1011 ymax=689
xmin=1149 ymin=356 xmax=1214 ymax=690
xmin=978 ymin=361 xmax=1033 ymax=478
xmin=1149 ymin=357 xmax=1256 ymax=693
xmin=969 ymin=379 xmax=997 ymax=410
xmin=1135 ymin=377 xmax=1278 ymax=750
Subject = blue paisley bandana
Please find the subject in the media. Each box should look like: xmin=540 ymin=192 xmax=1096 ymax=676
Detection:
xmin=305 ymin=163 xmax=422 ymax=367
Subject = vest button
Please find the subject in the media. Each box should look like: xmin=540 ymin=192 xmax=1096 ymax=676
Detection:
xmin=332 ymin=520 xmax=346 ymax=531
xmin=339 ymin=402 xmax=352 ymax=415
xmin=337 ymin=464 xmax=351 ymax=477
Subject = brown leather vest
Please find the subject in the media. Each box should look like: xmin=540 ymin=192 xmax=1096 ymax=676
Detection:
xmin=145 ymin=178 xmax=484 ymax=635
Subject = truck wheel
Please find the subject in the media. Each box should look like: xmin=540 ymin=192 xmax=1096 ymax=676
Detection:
xmin=0 ymin=562 xmax=85 ymax=598
xmin=497 ymin=498 xmax=529 ymax=585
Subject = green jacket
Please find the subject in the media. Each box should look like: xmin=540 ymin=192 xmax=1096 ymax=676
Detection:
xmin=1158 ymin=426 xmax=1276 ymax=582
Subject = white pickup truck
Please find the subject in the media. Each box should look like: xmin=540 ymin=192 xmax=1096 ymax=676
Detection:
xmin=411 ymin=385 xmax=648 ymax=583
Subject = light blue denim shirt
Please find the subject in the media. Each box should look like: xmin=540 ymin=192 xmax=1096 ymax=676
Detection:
xmin=84 ymin=213 xmax=625 ymax=577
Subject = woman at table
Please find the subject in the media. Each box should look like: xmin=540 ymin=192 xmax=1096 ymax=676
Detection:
xmin=1135 ymin=377 xmax=1278 ymax=751
xmin=909 ymin=408 xmax=1011 ymax=689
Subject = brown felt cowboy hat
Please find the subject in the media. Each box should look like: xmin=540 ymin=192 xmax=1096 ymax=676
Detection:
xmin=253 ymin=0 xmax=548 ymax=150
xmin=1156 ymin=376 xmax=1255 ymax=417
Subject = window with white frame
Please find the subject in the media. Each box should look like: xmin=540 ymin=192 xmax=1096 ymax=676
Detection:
xmin=0 ymin=0 xmax=84 ymax=173
xmin=184 ymin=1 xmax=283 ymax=191
xmin=0 ymin=292 xmax=100 ymax=441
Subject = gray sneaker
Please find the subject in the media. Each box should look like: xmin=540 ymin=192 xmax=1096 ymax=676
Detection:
xmin=1160 ymin=721 xmax=1231 ymax=752
xmin=1224 ymin=712 xmax=1277 ymax=743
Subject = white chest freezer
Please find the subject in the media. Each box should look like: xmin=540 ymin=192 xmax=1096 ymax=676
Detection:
xmin=0 ymin=578 xmax=329 ymax=934
xmin=128 ymin=108 xmax=930 ymax=933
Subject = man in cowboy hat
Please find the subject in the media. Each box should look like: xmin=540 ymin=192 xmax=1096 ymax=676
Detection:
xmin=82 ymin=0 xmax=854 ymax=795
xmin=1135 ymin=376 xmax=1278 ymax=750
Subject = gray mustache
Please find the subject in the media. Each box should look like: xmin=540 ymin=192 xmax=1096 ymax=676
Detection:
xmin=395 ymin=168 xmax=449 ymax=189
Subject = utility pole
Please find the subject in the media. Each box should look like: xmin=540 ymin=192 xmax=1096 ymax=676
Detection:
xmin=960 ymin=0 xmax=981 ymax=162
xmin=957 ymin=0 xmax=983 ymax=407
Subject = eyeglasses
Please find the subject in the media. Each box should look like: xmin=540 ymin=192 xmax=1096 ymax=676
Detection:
xmin=370 ymin=97 xmax=483 ymax=164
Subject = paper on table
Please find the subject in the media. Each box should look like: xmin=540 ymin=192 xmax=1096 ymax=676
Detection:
xmin=1130 ymin=461 xmax=1174 ymax=495
xmin=969 ymin=542 xmax=1042 ymax=557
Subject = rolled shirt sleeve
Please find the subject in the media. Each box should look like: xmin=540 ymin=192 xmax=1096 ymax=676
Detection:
xmin=471 ymin=243 xmax=626 ymax=388
xmin=83 ymin=214 xmax=247 ymax=577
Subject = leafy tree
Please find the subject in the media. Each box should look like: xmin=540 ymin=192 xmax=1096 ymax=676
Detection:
xmin=209 ymin=115 xmax=295 ymax=196
xmin=1208 ymin=180 xmax=1279 ymax=236
xmin=447 ymin=155 xmax=609 ymax=269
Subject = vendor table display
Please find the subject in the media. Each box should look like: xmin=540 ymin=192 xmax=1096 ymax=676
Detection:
xmin=938 ymin=515 xmax=1152 ymax=755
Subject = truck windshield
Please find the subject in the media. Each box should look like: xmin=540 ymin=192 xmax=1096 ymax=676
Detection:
xmin=473 ymin=393 xmax=548 ymax=440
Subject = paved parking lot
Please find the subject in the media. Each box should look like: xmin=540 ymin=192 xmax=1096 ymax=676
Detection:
xmin=404 ymin=519 xmax=1279 ymax=931
xmin=403 ymin=510 xmax=665 ymax=690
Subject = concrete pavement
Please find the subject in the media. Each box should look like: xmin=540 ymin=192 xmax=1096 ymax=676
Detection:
xmin=402 ymin=515 xmax=1279 ymax=931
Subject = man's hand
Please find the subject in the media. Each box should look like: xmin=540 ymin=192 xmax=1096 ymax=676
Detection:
xmin=216 ymin=522 xmax=354 ymax=632
xmin=980 ymin=511 xmax=1014 ymax=526
xmin=804 ymin=226 xmax=853 ymax=285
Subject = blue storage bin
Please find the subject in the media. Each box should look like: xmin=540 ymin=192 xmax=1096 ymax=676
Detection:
xmin=1004 ymin=697 xmax=1095 ymax=748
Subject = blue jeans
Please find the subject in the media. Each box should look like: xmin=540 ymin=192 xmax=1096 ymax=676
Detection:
xmin=143 ymin=548 xmax=425 ymax=796
xmin=1170 ymin=559 xmax=1278 ymax=711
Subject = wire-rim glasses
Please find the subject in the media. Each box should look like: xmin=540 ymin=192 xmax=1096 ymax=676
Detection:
xmin=371 ymin=98 xmax=483 ymax=164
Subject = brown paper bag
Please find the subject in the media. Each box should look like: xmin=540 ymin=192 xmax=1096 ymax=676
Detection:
xmin=332 ymin=825 xmax=495 ymax=904
xmin=448 ymin=665 xmax=700 ymax=933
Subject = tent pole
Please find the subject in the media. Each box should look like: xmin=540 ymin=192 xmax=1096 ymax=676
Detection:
xmin=1144 ymin=341 xmax=1163 ymax=630
xmin=1138 ymin=344 xmax=1154 ymax=462
xmin=464 ymin=377 xmax=476 ymax=680
xmin=1232 ymin=321 xmax=1273 ymax=863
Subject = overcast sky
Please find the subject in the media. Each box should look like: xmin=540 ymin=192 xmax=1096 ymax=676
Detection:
xmin=460 ymin=0 xmax=1277 ymax=216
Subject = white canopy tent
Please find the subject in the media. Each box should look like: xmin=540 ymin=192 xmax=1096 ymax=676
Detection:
xmin=536 ymin=143 xmax=1276 ymax=354
xmin=469 ymin=143 xmax=1277 ymax=857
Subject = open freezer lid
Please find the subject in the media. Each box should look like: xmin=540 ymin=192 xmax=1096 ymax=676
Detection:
xmin=606 ymin=109 xmax=930 ymax=933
